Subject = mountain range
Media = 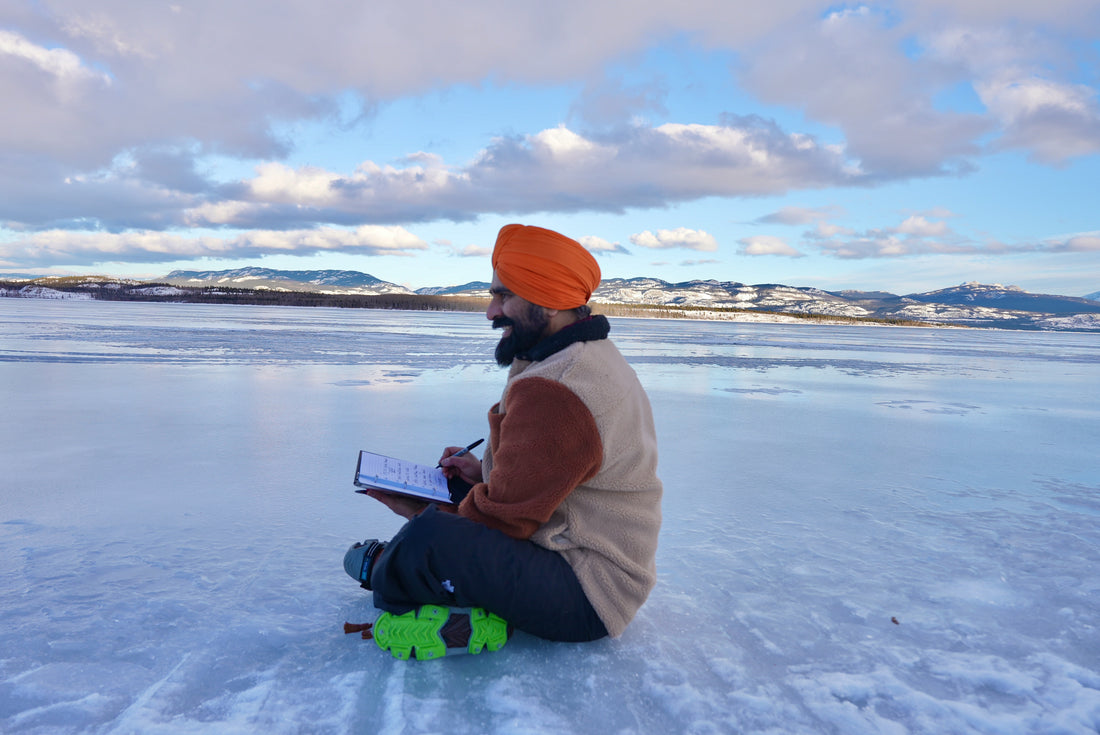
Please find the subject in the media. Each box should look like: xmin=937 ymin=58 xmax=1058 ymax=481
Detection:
xmin=159 ymin=268 xmax=1100 ymax=331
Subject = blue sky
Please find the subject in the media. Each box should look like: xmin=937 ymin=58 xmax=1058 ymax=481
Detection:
xmin=1 ymin=1 xmax=1098 ymax=296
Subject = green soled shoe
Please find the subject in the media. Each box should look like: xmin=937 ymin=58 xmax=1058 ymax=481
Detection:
xmin=372 ymin=605 xmax=510 ymax=660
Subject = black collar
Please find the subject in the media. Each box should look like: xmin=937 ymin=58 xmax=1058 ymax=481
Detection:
xmin=517 ymin=314 xmax=610 ymax=362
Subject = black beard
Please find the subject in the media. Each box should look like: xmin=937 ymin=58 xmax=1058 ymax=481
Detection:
xmin=493 ymin=304 xmax=550 ymax=366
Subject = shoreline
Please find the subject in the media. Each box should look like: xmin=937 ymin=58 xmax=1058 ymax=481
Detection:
xmin=0 ymin=284 xmax=1054 ymax=332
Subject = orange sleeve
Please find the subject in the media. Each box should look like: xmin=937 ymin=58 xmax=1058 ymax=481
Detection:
xmin=458 ymin=376 xmax=603 ymax=539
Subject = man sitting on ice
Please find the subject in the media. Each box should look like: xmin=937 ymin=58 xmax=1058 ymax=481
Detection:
xmin=343 ymin=223 xmax=663 ymax=660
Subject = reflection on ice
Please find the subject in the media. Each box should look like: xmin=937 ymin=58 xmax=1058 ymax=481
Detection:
xmin=2 ymin=299 xmax=1099 ymax=733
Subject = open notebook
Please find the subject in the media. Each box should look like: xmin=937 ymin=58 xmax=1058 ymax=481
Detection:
xmin=353 ymin=450 xmax=453 ymax=504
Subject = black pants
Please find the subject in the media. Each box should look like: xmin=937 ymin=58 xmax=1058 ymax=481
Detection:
xmin=369 ymin=505 xmax=608 ymax=642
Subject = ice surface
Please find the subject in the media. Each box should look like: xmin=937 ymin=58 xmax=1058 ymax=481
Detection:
xmin=2 ymin=299 xmax=1099 ymax=734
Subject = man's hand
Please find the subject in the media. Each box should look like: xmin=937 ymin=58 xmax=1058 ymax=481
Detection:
xmin=362 ymin=489 xmax=429 ymax=520
xmin=438 ymin=445 xmax=484 ymax=485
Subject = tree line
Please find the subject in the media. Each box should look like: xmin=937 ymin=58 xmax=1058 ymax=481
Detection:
xmin=0 ymin=278 xmax=490 ymax=312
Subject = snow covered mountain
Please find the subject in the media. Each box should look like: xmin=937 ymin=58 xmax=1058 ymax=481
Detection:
xmin=8 ymin=269 xmax=1100 ymax=330
xmin=592 ymin=278 xmax=879 ymax=318
xmin=584 ymin=278 xmax=1100 ymax=329
xmin=155 ymin=270 xmax=1100 ymax=324
xmin=415 ymin=281 xmax=491 ymax=296
xmin=162 ymin=267 xmax=414 ymax=295
xmin=904 ymin=282 xmax=1100 ymax=314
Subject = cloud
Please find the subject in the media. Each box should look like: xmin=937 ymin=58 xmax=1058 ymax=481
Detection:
xmin=58 ymin=10 xmax=159 ymax=59
xmin=132 ymin=120 xmax=853 ymax=232
xmin=0 ymin=226 xmax=428 ymax=267
xmin=813 ymin=221 xmax=855 ymax=238
xmin=1 ymin=115 xmax=859 ymax=272
xmin=630 ymin=228 xmax=718 ymax=251
xmin=909 ymin=206 xmax=956 ymax=219
xmin=4 ymin=1 xmax=1098 ymax=174
xmin=814 ymin=234 xmax=930 ymax=259
xmin=806 ymin=214 xmax=970 ymax=258
xmin=750 ymin=207 xmax=966 ymax=254
xmin=3 ymin=0 xmax=1100 ymax=274
xmin=737 ymin=7 xmax=991 ymax=176
xmin=895 ymin=215 xmax=950 ymax=237
xmin=900 ymin=0 xmax=1100 ymax=29
xmin=569 ymin=73 xmax=668 ymax=128
xmin=578 ymin=235 xmax=630 ymax=255
xmin=979 ymin=76 xmax=1100 ymax=163
xmin=1 ymin=2 xmax=811 ymax=171
xmin=923 ymin=25 xmax=1100 ymax=163
xmin=467 ymin=119 xmax=855 ymax=215
xmin=791 ymin=216 xmax=1100 ymax=260
xmin=754 ymin=205 xmax=845 ymax=226
xmin=457 ymin=245 xmax=493 ymax=257
xmin=743 ymin=210 xmax=973 ymax=259
xmin=738 ymin=235 xmax=805 ymax=257
xmin=0 ymin=29 xmax=111 ymax=86
xmin=1050 ymin=233 xmax=1100 ymax=252
xmin=436 ymin=239 xmax=492 ymax=258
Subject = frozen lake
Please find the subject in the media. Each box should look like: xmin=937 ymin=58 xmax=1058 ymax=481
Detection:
xmin=2 ymin=298 xmax=1098 ymax=734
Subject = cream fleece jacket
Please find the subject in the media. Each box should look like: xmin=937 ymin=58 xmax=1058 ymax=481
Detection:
xmin=459 ymin=335 xmax=662 ymax=637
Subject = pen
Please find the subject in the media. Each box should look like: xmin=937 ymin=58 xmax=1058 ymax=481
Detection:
xmin=437 ymin=438 xmax=485 ymax=467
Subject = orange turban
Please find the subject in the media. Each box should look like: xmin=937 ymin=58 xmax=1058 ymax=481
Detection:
xmin=491 ymin=224 xmax=601 ymax=310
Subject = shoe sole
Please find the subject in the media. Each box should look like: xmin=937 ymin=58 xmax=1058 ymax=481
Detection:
xmin=373 ymin=605 xmax=509 ymax=660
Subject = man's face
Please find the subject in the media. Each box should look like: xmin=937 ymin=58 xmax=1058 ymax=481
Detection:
xmin=487 ymin=274 xmax=551 ymax=366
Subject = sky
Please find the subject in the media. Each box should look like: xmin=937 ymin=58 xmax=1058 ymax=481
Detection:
xmin=1 ymin=1 xmax=1099 ymax=297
